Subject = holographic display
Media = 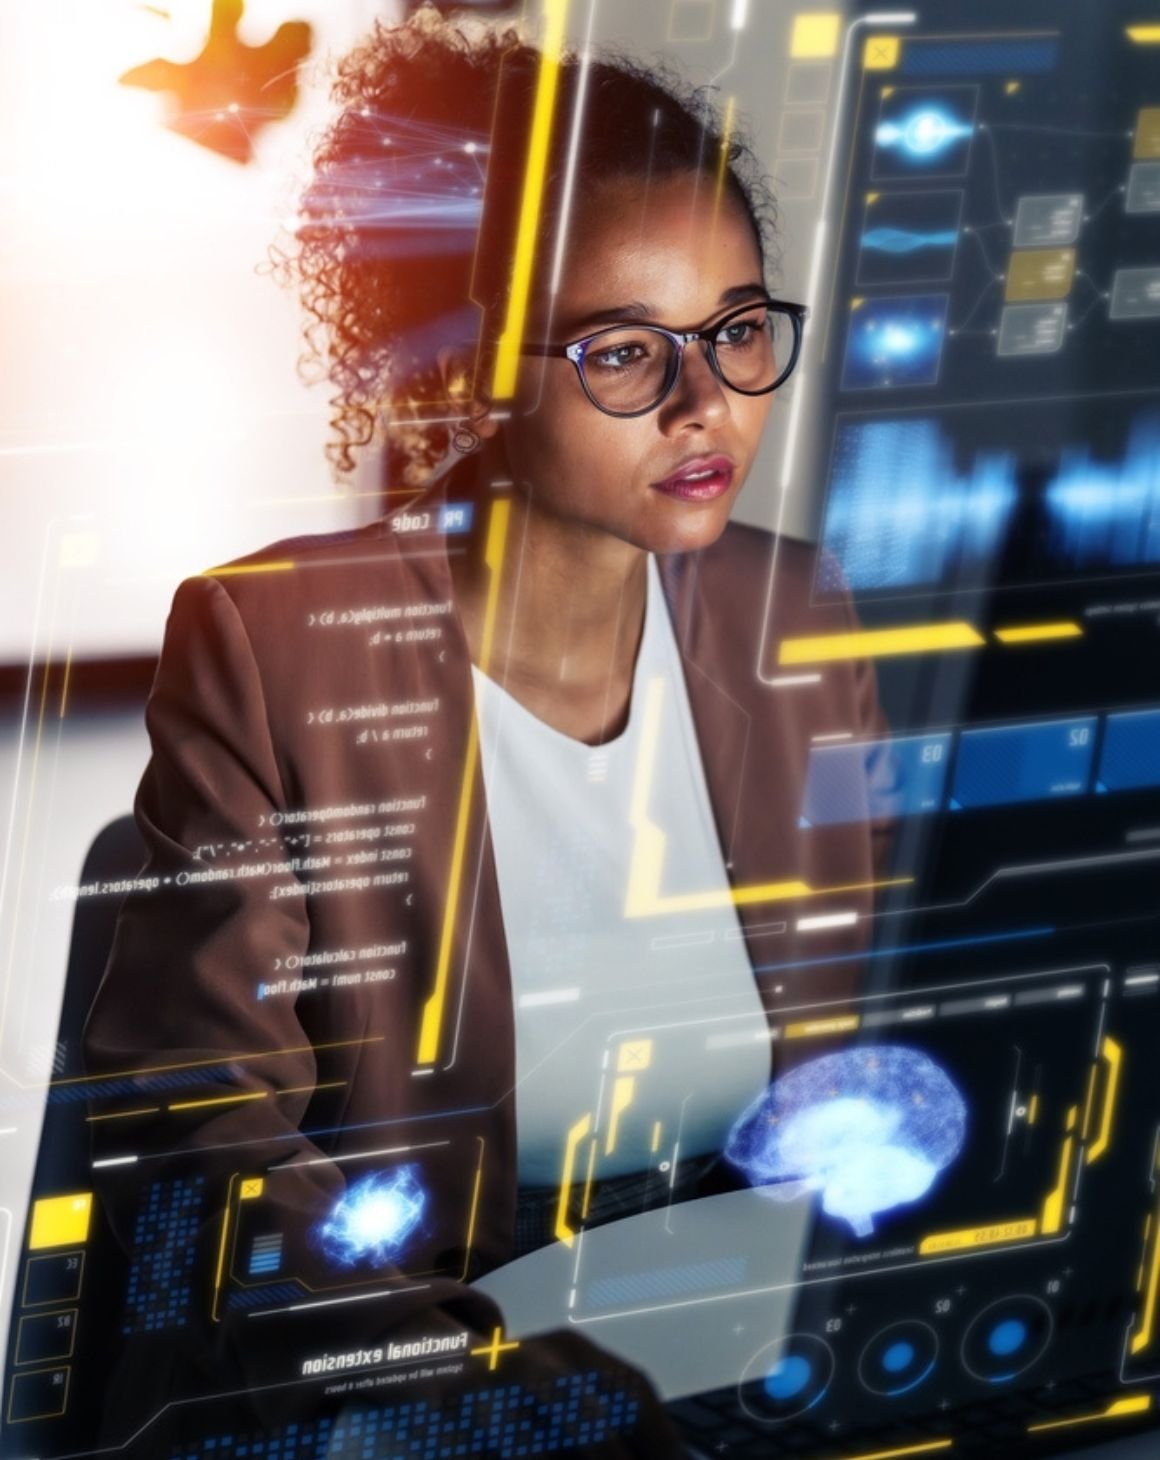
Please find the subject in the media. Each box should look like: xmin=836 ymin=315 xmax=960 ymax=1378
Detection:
xmin=725 ymin=1047 xmax=968 ymax=1237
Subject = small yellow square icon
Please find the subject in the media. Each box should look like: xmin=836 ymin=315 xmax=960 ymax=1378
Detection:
xmin=863 ymin=35 xmax=901 ymax=70
xmin=29 ymin=1194 xmax=92 ymax=1251
xmin=617 ymin=1039 xmax=653 ymax=1073
xmin=789 ymin=13 xmax=841 ymax=60
xmin=1135 ymin=107 xmax=1160 ymax=159
xmin=240 ymin=1178 xmax=265 ymax=1201
xmin=1006 ymin=248 xmax=1076 ymax=302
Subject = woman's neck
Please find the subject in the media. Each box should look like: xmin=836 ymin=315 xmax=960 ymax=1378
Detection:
xmin=447 ymin=456 xmax=649 ymax=744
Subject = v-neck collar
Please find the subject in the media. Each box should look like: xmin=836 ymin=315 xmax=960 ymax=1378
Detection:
xmin=468 ymin=553 xmax=662 ymax=755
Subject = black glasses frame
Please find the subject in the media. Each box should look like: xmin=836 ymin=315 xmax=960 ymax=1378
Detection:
xmin=519 ymin=295 xmax=809 ymax=418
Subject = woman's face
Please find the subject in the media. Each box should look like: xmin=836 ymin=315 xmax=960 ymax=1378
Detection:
xmin=482 ymin=170 xmax=778 ymax=557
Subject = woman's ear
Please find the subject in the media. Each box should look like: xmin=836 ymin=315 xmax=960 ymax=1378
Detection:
xmin=436 ymin=345 xmax=500 ymax=439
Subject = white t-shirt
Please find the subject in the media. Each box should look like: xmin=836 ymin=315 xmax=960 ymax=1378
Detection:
xmin=471 ymin=554 xmax=772 ymax=1186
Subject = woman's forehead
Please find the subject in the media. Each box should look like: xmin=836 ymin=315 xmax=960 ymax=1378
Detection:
xmin=531 ymin=174 xmax=763 ymax=335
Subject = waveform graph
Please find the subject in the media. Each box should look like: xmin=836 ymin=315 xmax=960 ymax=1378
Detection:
xmin=842 ymin=294 xmax=950 ymax=390
xmin=857 ymin=189 xmax=964 ymax=286
xmin=817 ymin=408 xmax=1160 ymax=596
xmin=1043 ymin=414 xmax=1160 ymax=570
xmin=872 ymin=84 xmax=979 ymax=181
xmin=818 ymin=416 xmax=1017 ymax=592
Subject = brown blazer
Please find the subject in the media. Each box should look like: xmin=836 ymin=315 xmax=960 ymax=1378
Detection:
xmin=82 ymin=466 xmax=890 ymax=1413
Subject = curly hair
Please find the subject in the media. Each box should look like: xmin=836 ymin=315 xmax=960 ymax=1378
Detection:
xmin=265 ymin=3 xmax=779 ymax=490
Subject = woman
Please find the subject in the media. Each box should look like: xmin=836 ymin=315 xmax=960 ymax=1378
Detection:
xmin=83 ymin=7 xmax=890 ymax=1453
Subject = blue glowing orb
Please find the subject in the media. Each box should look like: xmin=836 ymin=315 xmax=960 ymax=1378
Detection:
xmin=842 ymin=296 xmax=948 ymax=390
xmin=314 ymin=1165 xmax=427 ymax=1268
xmin=765 ymin=1354 xmax=812 ymax=1401
xmin=724 ymin=1046 xmax=968 ymax=1237
xmin=883 ymin=1341 xmax=915 ymax=1373
xmin=876 ymin=108 xmax=974 ymax=159
xmin=988 ymin=1319 xmax=1027 ymax=1357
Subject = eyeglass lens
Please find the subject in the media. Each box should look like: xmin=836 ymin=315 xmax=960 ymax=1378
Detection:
xmin=580 ymin=304 xmax=796 ymax=415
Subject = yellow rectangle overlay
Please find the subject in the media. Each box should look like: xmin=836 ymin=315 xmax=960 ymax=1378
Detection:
xmin=1127 ymin=26 xmax=1160 ymax=44
xmin=919 ymin=1218 xmax=1037 ymax=1255
xmin=994 ymin=621 xmax=1082 ymax=644
xmin=863 ymin=35 xmax=901 ymax=69
xmin=1006 ymin=247 xmax=1076 ymax=301
xmin=785 ymin=1015 xmax=860 ymax=1040
xmin=779 ymin=622 xmax=984 ymax=665
xmin=29 ymin=1194 xmax=93 ymax=1251
xmin=1135 ymin=106 xmax=1160 ymax=157
xmin=790 ymin=13 xmax=841 ymax=58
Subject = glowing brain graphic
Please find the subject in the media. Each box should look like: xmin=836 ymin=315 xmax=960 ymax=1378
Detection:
xmin=725 ymin=1046 xmax=967 ymax=1237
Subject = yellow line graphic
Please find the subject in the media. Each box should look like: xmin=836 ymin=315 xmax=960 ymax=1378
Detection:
xmin=168 ymin=1091 xmax=267 ymax=1113
xmin=605 ymin=1076 xmax=635 ymax=1155
xmin=625 ymin=677 xmax=911 ymax=917
xmin=1041 ymin=1107 xmax=1076 ymax=1236
xmin=201 ymin=561 xmax=295 ymax=577
xmin=1131 ymin=1178 xmax=1160 ymax=1355
xmin=462 ymin=1148 xmax=484 ymax=1269
xmin=417 ymin=498 xmax=510 ymax=1065
xmin=1127 ymin=25 xmax=1160 ymax=43
xmin=994 ymin=621 xmax=1082 ymax=645
xmin=836 ymin=1441 xmax=952 ymax=1460
xmin=211 ymin=1174 xmax=239 ymax=1322
xmin=779 ymin=622 xmax=985 ymax=666
xmin=786 ymin=1015 xmax=860 ymax=1040
xmin=490 ymin=0 xmax=569 ymax=399
xmin=710 ymin=94 xmax=737 ymax=240
xmin=1028 ymin=1393 xmax=1152 ymax=1433
xmin=47 ymin=1035 xmax=384 ymax=1090
xmin=1086 ymin=1036 xmax=1121 ymax=1165
xmin=555 ymin=1113 xmax=592 ymax=1247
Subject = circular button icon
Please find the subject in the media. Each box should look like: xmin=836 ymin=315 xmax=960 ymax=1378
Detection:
xmin=739 ymin=1333 xmax=836 ymax=1423
xmin=961 ymin=1296 xmax=1053 ymax=1384
xmin=858 ymin=1320 xmax=939 ymax=1397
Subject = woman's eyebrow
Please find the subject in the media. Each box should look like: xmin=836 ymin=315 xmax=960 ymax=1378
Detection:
xmin=558 ymin=281 xmax=768 ymax=336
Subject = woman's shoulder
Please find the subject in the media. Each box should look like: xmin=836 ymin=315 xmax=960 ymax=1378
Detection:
xmin=179 ymin=490 xmax=447 ymax=623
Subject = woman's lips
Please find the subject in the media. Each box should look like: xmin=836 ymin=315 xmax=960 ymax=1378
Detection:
xmin=650 ymin=455 xmax=736 ymax=501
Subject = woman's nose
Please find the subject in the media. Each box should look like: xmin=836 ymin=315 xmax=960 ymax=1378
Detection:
xmin=659 ymin=339 xmax=732 ymax=431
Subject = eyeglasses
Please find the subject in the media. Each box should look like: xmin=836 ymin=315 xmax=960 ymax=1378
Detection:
xmin=519 ymin=295 xmax=808 ymax=418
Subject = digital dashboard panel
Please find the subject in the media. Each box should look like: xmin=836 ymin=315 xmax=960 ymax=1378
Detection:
xmin=4 ymin=4 xmax=1160 ymax=1460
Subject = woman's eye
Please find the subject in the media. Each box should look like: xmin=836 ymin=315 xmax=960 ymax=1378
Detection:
xmin=717 ymin=319 xmax=760 ymax=347
xmin=589 ymin=342 xmax=648 ymax=371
